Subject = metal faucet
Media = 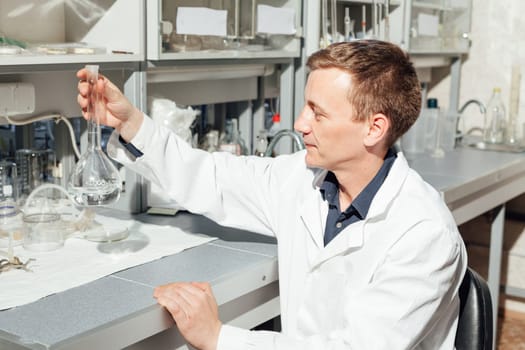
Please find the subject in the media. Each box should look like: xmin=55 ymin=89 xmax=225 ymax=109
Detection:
xmin=456 ymin=99 xmax=487 ymax=146
xmin=264 ymin=129 xmax=305 ymax=157
xmin=459 ymin=99 xmax=486 ymax=115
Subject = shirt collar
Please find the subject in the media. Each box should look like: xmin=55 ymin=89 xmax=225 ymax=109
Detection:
xmin=319 ymin=148 xmax=397 ymax=218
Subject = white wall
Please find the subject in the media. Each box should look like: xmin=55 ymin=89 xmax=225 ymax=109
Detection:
xmin=430 ymin=0 xmax=525 ymax=135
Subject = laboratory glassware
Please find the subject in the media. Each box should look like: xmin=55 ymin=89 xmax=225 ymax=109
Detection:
xmin=401 ymin=110 xmax=428 ymax=158
xmin=67 ymin=65 xmax=122 ymax=206
xmin=23 ymin=212 xmax=63 ymax=252
xmin=484 ymin=87 xmax=506 ymax=144
xmin=22 ymin=184 xmax=70 ymax=251
xmin=424 ymin=98 xmax=445 ymax=158
xmin=219 ymin=118 xmax=247 ymax=155
xmin=254 ymin=130 xmax=268 ymax=157
xmin=15 ymin=149 xmax=55 ymax=201
xmin=439 ymin=111 xmax=459 ymax=152
xmin=0 ymin=199 xmax=24 ymax=250
xmin=507 ymin=65 xmax=521 ymax=145
xmin=0 ymin=161 xmax=18 ymax=203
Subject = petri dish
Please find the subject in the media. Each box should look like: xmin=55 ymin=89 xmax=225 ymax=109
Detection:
xmin=82 ymin=224 xmax=129 ymax=242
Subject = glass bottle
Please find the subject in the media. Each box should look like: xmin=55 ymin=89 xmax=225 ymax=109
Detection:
xmin=484 ymin=87 xmax=506 ymax=144
xmin=254 ymin=130 xmax=269 ymax=157
xmin=67 ymin=65 xmax=122 ymax=206
xmin=219 ymin=118 xmax=247 ymax=156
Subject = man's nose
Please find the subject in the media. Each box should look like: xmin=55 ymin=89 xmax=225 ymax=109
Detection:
xmin=294 ymin=107 xmax=311 ymax=134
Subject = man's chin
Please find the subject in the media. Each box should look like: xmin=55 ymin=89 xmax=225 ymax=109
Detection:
xmin=304 ymin=154 xmax=320 ymax=168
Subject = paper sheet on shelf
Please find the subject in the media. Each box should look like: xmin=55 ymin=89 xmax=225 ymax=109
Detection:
xmin=0 ymin=216 xmax=216 ymax=310
xmin=176 ymin=7 xmax=227 ymax=36
xmin=257 ymin=5 xmax=296 ymax=35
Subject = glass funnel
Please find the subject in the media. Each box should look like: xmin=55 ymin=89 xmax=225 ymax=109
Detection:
xmin=67 ymin=65 xmax=122 ymax=206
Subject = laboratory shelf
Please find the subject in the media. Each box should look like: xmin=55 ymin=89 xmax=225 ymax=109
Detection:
xmin=0 ymin=54 xmax=143 ymax=67
xmin=151 ymin=49 xmax=300 ymax=61
xmin=0 ymin=0 xmax=145 ymax=68
xmin=412 ymin=1 xmax=469 ymax=11
xmin=335 ymin=0 xmax=388 ymax=4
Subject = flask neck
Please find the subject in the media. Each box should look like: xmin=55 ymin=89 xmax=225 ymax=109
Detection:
xmin=87 ymin=118 xmax=102 ymax=151
xmin=86 ymin=81 xmax=103 ymax=151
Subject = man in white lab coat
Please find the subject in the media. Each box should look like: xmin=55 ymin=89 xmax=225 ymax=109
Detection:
xmin=77 ymin=39 xmax=467 ymax=349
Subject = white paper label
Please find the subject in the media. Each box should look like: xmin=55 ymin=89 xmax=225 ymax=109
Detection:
xmin=176 ymin=7 xmax=227 ymax=37
xmin=257 ymin=5 xmax=296 ymax=35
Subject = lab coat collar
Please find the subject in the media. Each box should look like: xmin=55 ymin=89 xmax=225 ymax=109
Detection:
xmin=299 ymin=186 xmax=326 ymax=249
xmin=302 ymin=151 xmax=410 ymax=268
xmin=300 ymin=168 xmax=367 ymax=260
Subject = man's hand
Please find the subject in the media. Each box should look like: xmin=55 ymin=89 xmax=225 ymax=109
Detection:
xmin=76 ymin=68 xmax=143 ymax=142
xmin=154 ymin=281 xmax=222 ymax=350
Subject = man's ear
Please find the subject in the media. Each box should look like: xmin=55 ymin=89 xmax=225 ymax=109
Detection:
xmin=363 ymin=113 xmax=389 ymax=147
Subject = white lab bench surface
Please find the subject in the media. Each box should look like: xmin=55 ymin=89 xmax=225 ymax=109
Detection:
xmin=0 ymin=212 xmax=279 ymax=350
xmin=409 ymin=146 xmax=525 ymax=342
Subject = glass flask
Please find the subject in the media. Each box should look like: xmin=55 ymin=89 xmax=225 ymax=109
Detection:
xmin=67 ymin=65 xmax=122 ymax=206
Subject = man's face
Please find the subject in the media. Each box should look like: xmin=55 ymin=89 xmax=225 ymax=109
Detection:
xmin=294 ymin=68 xmax=369 ymax=171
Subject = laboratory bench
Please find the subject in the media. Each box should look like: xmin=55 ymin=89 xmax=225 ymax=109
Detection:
xmin=2 ymin=146 xmax=525 ymax=349
xmin=0 ymin=211 xmax=279 ymax=350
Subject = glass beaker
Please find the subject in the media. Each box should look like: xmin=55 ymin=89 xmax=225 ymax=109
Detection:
xmin=0 ymin=199 xmax=24 ymax=248
xmin=0 ymin=160 xmax=18 ymax=203
xmin=67 ymin=65 xmax=122 ymax=206
xmin=15 ymin=149 xmax=55 ymax=202
xmin=22 ymin=212 xmax=63 ymax=252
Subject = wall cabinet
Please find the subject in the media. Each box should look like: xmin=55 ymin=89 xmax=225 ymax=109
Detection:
xmin=146 ymin=0 xmax=302 ymax=60
xmin=303 ymin=0 xmax=471 ymax=56
xmin=391 ymin=0 xmax=472 ymax=54
xmin=0 ymin=0 xmax=144 ymax=67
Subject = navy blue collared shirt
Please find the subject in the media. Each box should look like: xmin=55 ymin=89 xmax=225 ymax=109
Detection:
xmin=320 ymin=149 xmax=397 ymax=246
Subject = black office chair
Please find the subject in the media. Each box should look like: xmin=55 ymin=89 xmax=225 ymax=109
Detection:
xmin=455 ymin=267 xmax=494 ymax=350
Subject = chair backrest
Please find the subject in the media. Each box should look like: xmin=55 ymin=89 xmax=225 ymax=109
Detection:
xmin=455 ymin=267 xmax=493 ymax=350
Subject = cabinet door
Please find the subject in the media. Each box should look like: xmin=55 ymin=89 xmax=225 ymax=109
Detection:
xmin=147 ymin=0 xmax=302 ymax=60
xmin=303 ymin=0 xmax=471 ymax=55
xmin=404 ymin=0 xmax=472 ymax=54
xmin=0 ymin=0 xmax=145 ymax=67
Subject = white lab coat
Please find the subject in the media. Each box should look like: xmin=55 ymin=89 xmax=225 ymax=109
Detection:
xmin=108 ymin=116 xmax=467 ymax=350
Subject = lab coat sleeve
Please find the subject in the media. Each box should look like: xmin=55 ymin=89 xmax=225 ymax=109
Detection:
xmin=217 ymin=220 xmax=466 ymax=350
xmin=107 ymin=115 xmax=281 ymax=236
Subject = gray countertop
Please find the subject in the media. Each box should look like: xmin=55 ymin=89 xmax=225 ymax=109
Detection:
xmin=0 ymin=211 xmax=278 ymax=350
xmin=409 ymin=147 xmax=525 ymax=224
